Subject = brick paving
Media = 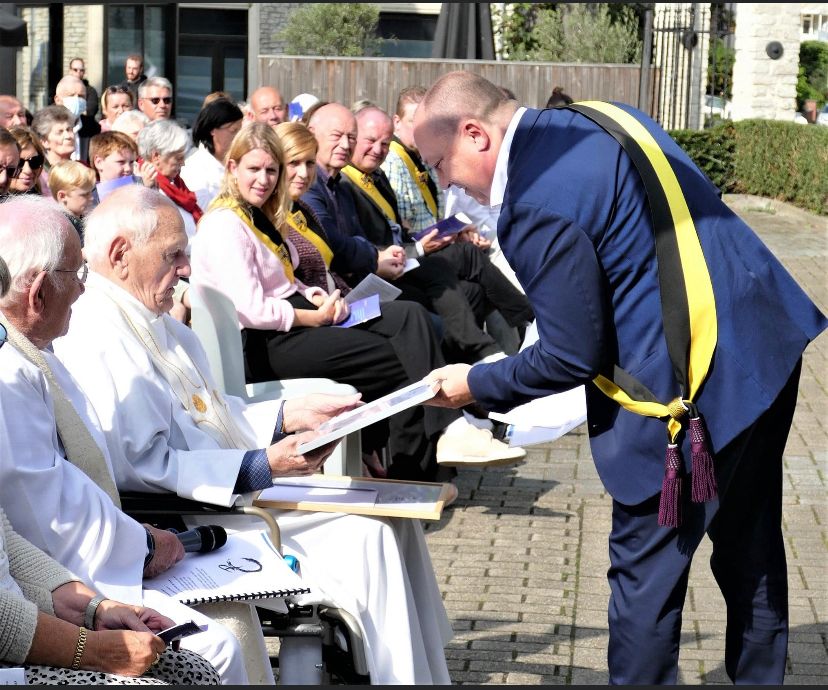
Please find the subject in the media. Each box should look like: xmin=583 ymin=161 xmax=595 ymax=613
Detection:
xmin=423 ymin=194 xmax=828 ymax=685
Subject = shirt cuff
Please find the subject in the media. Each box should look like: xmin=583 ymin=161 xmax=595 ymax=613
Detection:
xmin=414 ymin=240 xmax=425 ymax=257
xmin=234 ymin=449 xmax=274 ymax=494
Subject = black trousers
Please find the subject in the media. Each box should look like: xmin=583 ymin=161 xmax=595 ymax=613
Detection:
xmin=242 ymin=299 xmax=459 ymax=482
xmin=396 ymin=242 xmax=534 ymax=364
xmin=606 ymin=360 xmax=802 ymax=684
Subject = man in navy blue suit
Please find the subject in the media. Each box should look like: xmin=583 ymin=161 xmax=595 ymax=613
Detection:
xmin=414 ymin=70 xmax=827 ymax=684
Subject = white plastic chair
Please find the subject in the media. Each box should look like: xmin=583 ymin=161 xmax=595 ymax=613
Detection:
xmin=188 ymin=281 xmax=363 ymax=476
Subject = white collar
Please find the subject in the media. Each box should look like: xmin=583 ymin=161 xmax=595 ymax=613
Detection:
xmin=489 ymin=107 xmax=526 ymax=209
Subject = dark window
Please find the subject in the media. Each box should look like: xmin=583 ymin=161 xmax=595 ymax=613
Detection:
xmin=377 ymin=12 xmax=438 ymax=58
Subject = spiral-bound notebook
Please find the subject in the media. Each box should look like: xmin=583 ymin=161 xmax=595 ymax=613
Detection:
xmin=144 ymin=529 xmax=310 ymax=605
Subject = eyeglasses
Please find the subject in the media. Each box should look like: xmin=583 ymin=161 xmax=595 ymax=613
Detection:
xmin=0 ymin=322 xmax=6 ymax=349
xmin=1 ymin=164 xmax=18 ymax=179
xmin=53 ymin=261 xmax=88 ymax=283
xmin=13 ymin=155 xmax=44 ymax=176
xmin=146 ymin=97 xmax=172 ymax=106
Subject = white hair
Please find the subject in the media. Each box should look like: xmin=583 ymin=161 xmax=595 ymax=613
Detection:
xmin=138 ymin=76 xmax=173 ymax=98
xmin=0 ymin=255 xmax=10 ymax=298
xmin=136 ymin=118 xmax=190 ymax=159
xmin=111 ymin=109 xmax=150 ymax=134
xmin=0 ymin=195 xmax=73 ymax=307
xmin=83 ymin=184 xmax=177 ymax=267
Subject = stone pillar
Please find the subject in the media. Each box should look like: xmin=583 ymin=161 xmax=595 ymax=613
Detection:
xmin=731 ymin=3 xmax=801 ymax=121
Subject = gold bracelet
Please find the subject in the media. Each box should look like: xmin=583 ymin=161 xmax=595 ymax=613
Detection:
xmin=71 ymin=626 xmax=87 ymax=671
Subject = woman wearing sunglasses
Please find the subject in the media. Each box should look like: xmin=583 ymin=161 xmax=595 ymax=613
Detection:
xmin=7 ymin=126 xmax=46 ymax=196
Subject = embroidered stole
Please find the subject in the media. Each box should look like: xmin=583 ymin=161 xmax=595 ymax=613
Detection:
xmin=340 ymin=165 xmax=398 ymax=224
xmin=286 ymin=208 xmax=333 ymax=269
xmin=0 ymin=311 xmax=122 ymax=506
xmin=389 ymin=139 xmax=438 ymax=218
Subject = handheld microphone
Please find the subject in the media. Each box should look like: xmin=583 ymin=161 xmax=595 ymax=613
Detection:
xmin=170 ymin=525 xmax=228 ymax=553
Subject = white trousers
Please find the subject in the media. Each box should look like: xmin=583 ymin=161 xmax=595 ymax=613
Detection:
xmin=187 ymin=511 xmax=453 ymax=685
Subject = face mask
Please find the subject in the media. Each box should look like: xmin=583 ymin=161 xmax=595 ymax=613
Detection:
xmin=62 ymin=95 xmax=87 ymax=119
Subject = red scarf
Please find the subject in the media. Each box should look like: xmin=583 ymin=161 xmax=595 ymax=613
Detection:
xmin=155 ymin=170 xmax=203 ymax=223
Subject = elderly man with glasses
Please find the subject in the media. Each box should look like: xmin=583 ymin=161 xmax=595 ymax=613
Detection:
xmin=0 ymin=193 xmax=251 ymax=683
xmin=137 ymin=77 xmax=173 ymax=122
xmin=67 ymin=57 xmax=99 ymax=121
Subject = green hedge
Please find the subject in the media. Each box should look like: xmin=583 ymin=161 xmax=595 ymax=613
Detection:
xmin=669 ymin=120 xmax=828 ymax=216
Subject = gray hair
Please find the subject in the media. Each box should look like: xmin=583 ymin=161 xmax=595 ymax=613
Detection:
xmin=83 ymin=184 xmax=177 ymax=267
xmin=137 ymin=118 xmax=190 ymax=159
xmin=0 ymin=195 xmax=73 ymax=307
xmin=0 ymin=255 xmax=10 ymax=298
xmin=138 ymin=76 xmax=173 ymax=98
xmin=31 ymin=105 xmax=75 ymax=141
xmin=111 ymin=109 xmax=149 ymax=134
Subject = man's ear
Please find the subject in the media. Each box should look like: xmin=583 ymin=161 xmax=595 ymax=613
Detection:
xmin=109 ymin=236 xmax=130 ymax=278
xmin=28 ymin=271 xmax=48 ymax=315
xmin=461 ymin=119 xmax=491 ymax=153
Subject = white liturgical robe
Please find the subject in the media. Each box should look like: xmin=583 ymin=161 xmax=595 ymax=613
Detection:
xmin=0 ymin=336 xmax=248 ymax=684
xmin=54 ymin=275 xmax=453 ymax=685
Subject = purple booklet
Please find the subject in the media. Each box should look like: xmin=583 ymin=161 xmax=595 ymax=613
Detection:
xmin=333 ymin=293 xmax=381 ymax=328
xmin=412 ymin=212 xmax=472 ymax=241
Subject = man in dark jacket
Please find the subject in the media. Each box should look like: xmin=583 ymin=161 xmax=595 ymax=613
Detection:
xmin=119 ymin=53 xmax=148 ymax=105
xmin=68 ymin=57 xmax=99 ymax=120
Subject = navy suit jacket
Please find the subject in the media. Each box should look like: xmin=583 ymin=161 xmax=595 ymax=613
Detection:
xmin=468 ymin=105 xmax=827 ymax=505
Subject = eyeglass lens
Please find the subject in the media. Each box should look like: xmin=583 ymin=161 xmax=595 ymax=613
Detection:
xmin=149 ymin=97 xmax=172 ymax=105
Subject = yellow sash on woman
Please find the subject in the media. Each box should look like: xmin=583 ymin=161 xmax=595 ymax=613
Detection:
xmin=286 ymin=209 xmax=334 ymax=269
xmin=389 ymin=140 xmax=438 ymax=218
xmin=340 ymin=165 xmax=397 ymax=224
xmin=209 ymin=198 xmax=294 ymax=283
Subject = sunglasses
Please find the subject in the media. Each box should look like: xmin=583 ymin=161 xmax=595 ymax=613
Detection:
xmin=0 ymin=322 xmax=6 ymax=349
xmin=14 ymin=154 xmax=44 ymax=175
xmin=1 ymin=164 xmax=18 ymax=178
xmin=106 ymin=85 xmax=131 ymax=95
xmin=146 ymin=96 xmax=172 ymax=106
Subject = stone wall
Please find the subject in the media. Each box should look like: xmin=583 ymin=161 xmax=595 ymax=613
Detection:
xmin=62 ymin=5 xmax=88 ymax=70
xmin=731 ymin=3 xmax=801 ymax=121
xmin=258 ymin=3 xmax=303 ymax=55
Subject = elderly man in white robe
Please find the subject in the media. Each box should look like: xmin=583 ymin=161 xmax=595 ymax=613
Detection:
xmin=0 ymin=194 xmax=249 ymax=684
xmin=53 ymin=183 xmax=454 ymax=686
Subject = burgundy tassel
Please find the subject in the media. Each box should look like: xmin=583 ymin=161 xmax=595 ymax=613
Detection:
xmin=658 ymin=444 xmax=683 ymax=528
xmin=689 ymin=416 xmax=717 ymax=503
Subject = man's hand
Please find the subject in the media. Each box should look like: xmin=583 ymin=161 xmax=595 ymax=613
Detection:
xmin=142 ymin=525 xmax=185 ymax=578
xmin=266 ymin=431 xmax=340 ymax=477
xmin=282 ymin=392 xmax=363 ymax=433
xmin=418 ymin=229 xmax=455 ymax=255
xmin=458 ymin=225 xmax=492 ymax=250
xmin=376 ymin=245 xmax=405 ymax=280
xmin=424 ymin=364 xmax=475 ymax=408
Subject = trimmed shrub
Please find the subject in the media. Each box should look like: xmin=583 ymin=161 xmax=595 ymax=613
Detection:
xmin=670 ymin=120 xmax=828 ymax=215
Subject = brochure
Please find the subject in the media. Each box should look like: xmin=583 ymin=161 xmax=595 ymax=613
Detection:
xmin=333 ymin=293 xmax=381 ymax=328
xmin=412 ymin=212 xmax=472 ymax=241
xmin=345 ymin=273 xmax=402 ymax=305
xmin=296 ymin=380 xmax=437 ymax=454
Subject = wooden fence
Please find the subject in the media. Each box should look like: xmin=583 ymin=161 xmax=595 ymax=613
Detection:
xmin=257 ymin=55 xmax=660 ymax=117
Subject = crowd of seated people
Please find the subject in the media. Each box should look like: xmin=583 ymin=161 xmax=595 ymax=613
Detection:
xmin=0 ymin=54 xmax=541 ymax=684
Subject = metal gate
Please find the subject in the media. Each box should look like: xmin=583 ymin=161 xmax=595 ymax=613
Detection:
xmin=648 ymin=3 xmax=732 ymax=131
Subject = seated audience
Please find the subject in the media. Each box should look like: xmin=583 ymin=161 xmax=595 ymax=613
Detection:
xmin=0 ymin=194 xmax=255 ymax=684
xmin=0 ymin=258 xmax=218 ymax=686
xmin=137 ymin=119 xmax=200 ymax=240
xmin=111 ymin=109 xmax=149 ymax=142
xmin=53 ymin=182 xmax=455 ymax=683
xmin=31 ymin=105 xmax=76 ymax=196
xmin=47 ymin=159 xmax=96 ymax=237
xmin=180 ymin=98 xmax=243 ymax=211
xmin=7 ymin=126 xmax=46 ymax=195
xmin=99 ymin=85 xmax=135 ymax=132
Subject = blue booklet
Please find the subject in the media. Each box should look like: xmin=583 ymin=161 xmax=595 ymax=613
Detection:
xmin=334 ymin=293 xmax=381 ymax=328
xmin=412 ymin=212 xmax=472 ymax=241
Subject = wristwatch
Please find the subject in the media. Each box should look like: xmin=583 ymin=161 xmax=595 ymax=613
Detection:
xmin=84 ymin=595 xmax=106 ymax=630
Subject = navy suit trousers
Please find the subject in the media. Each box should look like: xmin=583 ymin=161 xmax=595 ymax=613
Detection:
xmin=607 ymin=360 xmax=801 ymax=684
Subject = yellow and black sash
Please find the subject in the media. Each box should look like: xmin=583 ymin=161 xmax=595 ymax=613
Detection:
xmin=208 ymin=198 xmax=294 ymax=283
xmin=389 ymin=139 xmax=439 ymax=218
xmin=286 ymin=208 xmax=334 ymax=269
xmin=567 ymin=101 xmax=719 ymax=526
xmin=341 ymin=165 xmax=398 ymax=224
